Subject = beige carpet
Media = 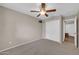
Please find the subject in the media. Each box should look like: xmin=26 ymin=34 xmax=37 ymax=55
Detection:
xmin=0 ymin=39 xmax=79 ymax=55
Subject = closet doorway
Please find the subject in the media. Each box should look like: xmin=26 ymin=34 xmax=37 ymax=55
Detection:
xmin=63 ymin=17 xmax=78 ymax=48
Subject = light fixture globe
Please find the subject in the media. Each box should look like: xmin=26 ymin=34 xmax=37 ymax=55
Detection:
xmin=40 ymin=10 xmax=46 ymax=15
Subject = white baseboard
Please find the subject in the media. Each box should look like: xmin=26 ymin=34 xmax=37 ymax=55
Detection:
xmin=0 ymin=39 xmax=40 ymax=52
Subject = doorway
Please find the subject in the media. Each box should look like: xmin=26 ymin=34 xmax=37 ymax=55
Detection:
xmin=63 ymin=17 xmax=78 ymax=48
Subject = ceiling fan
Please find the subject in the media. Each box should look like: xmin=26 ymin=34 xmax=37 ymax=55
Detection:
xmin=30 ymin=3 xmax=56 ymax=17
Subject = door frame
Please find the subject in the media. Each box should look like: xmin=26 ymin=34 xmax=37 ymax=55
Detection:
xmin=75 ymin=16 xmax=78 ymax=48
xmin=62 ymin=16 xmax=78 ymax=48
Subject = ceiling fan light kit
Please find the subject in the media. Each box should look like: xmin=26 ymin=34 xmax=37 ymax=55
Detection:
xmin=40 ymin=10 xmax=46 ymax=15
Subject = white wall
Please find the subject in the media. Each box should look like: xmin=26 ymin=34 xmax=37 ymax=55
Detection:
xmin=0 ymin=6 xmax=42 ymax=51
xmin=65 ymin=24 xmax=75 ymax=36
xmin=42 ymin=16 xmax=62 ymax=43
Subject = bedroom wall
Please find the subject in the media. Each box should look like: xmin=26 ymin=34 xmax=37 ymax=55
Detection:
xmin=0 ymin=6 xmax=42 ymax=51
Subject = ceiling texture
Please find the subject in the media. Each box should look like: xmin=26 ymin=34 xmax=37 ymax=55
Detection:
xmin=0 ymin=3 xmax=79 ymax=20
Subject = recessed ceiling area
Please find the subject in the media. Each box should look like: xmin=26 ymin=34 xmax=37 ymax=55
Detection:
xmin=0 ymin=3 xmax=79 ymax=20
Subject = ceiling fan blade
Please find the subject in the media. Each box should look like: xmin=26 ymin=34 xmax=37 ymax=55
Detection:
xmin=45 ymin=13 xmax=48 ymax=17
xmin=46 ymin=9 xmax=56 ymax=12
xmin=37 ymin=14 xmax=40 ymax=17
xmin=30 ymin=10 xmax=40 ymax=12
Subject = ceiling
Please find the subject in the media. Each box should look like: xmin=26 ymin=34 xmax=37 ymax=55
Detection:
xmin=0 ymin=3 xmax=79 ymax=20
